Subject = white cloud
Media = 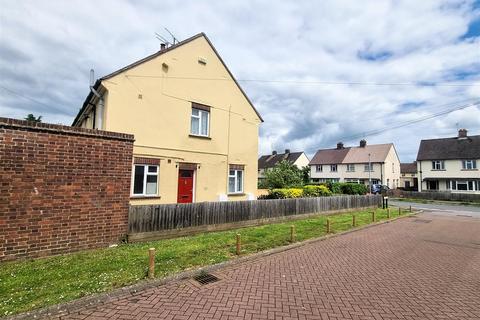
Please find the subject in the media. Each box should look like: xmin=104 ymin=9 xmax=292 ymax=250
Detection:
xmin=0 ymin=0 xmax=479 ymax=161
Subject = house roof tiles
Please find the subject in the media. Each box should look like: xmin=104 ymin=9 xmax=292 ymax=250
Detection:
xmin=258 ymin=152 xmax=304 ymax=169
xmin=400 ymin=162 xmax=417 ymax=173
xmin=417 ymin=134 xmax=480 ymax=160
xmin=309 ymin=143 xmax=394 ymax=165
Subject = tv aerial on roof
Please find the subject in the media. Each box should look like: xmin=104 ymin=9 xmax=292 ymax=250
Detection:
xmin=164 ymin=27 xmax=179 ymax=45
xmin=155 ymin=32 xmax=171 ymax=46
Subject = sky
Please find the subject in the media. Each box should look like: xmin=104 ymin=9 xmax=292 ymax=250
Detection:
xmin=1 ymin=0 xmax=479 ymax=162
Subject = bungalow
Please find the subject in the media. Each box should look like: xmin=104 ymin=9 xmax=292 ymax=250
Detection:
xmin=72 ymin=33 xmax=263 ymax=204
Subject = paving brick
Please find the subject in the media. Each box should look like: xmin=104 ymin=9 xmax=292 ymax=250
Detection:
xmin=55 ymin=213 xmax=480 ymax=319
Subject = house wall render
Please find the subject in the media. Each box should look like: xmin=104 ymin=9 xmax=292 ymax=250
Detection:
xmin=0 ymin=118 xmax=134 ymax=261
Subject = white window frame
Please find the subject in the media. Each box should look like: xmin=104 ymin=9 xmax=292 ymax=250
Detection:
xmin=432 ymin=160 xmax=445 ymax=170
xmin=316 ymin=165 xmax=323 ymax=172
xmin=190 ymin=108 xmax=210 ymax=137
xmin=330 ymin=164 xmax=337 ymax=172
xmin=462 ymin=160 xmax=477 ymax=170
xmin=228 ymin=169 xmax=244 ymax=194
xmin=132 ymin=164 xmax=159 ymax=197
xmin=346 ymin=164 xmax=355 ymax=172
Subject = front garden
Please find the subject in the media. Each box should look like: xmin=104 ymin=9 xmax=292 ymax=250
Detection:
xmin=0 ymin=207 xmax=408 ymax=317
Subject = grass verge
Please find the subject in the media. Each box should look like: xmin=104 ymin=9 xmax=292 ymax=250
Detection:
xmin=392 ymin=197 xmax=480 ymax=206
xmin=0 ymin=207 xmax=405 ymax=317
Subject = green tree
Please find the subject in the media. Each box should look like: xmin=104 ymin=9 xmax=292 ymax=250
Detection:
xmin=263 ymin=160 xmax=304 ymax=189
xmin=300 ymin=166 xmax=311 ymax=184
xmin=25 ymin=114 xmax=42 ymax=122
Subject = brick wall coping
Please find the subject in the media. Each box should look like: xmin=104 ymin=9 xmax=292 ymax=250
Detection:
xmin=0 ymin=117 xmax=134 ymax=142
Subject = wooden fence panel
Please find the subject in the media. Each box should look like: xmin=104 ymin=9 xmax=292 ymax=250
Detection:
xmin=389 ymin=190 xmax=480 ymax=203
xmin=128 ymin=195 xmax=382 ymax=234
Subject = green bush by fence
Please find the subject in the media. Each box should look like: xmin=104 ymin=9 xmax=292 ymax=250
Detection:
xmin=260 ymin=183 xmax=367 ymax=199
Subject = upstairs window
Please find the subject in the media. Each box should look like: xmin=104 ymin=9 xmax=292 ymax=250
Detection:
xmin=190 ymin=103 xmax=210 ymax=137
xmin=330 ymin=164 xmax=337 ymax=172
xmin=462 ymin=160 xmax=477 ymax=170
xmin=316 ymin=165 xmax=323 ymax=172
xmin=432 ymin=160 xmax=445 ymax=170
xmin=346 ymin=164 xmax=355 ymax=172
xmin=364 ymin=163 xmax=374 ymax=172
xmin=228 ymin=165 xmax=244 ymax=194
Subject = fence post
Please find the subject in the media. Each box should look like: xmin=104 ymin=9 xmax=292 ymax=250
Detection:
xmin=148 ymin=248 xmax=155 ymax=279
xmin=290 ymin=225 xmax=295 ymax=243
xmin=352 ymin=214 xmax=356 ymax=227
xmin=326 ymin=218 xmax=331 ymax=234
xmin=236 ymin=234 xmax=241 ymax=255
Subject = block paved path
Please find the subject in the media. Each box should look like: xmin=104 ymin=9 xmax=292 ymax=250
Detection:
xmin=56 ymin=213 xmax=480 ymax=320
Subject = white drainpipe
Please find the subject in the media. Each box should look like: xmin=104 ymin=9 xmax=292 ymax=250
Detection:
xmin=90 ymin=69 xmax=104 ymax=130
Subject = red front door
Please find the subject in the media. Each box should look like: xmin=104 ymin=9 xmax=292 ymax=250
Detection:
xmin=177 ymin=170 xmax=194 ymax=203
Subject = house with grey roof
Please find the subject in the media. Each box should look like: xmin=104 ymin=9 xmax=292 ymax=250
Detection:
xmin=309 ymin=140 xmax=401 ymax=189
xmin=417 ymin=129 xmax=480 ymax=193
xmin=400 ymin=162 xmax=418 ymax=190
xmin=258 ymin=149 xmax=310 ymax=182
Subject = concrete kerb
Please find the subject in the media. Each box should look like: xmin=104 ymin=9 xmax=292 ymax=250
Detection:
xmin=6 ymin=210 xmax=421 ymax=320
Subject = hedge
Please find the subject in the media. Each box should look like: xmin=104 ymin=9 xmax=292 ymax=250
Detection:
xmin=258 ymin=183 xmax=367 ymax=199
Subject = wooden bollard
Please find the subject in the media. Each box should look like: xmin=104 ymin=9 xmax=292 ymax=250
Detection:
xmin=398 ymin=207 xmax=401 ymax=215
xmin=326 ymin=219 xmax=331 ymax=234
xmin=148 ymin=248 xmax=155 ymax=279
xmin=352 ymin=214 xmax=356 ymax=227
xmin=387 ymin=208 xmax=391 ymax=219
xmin=372 ymin=211 xmax=376 ymax=222
xmin=409 ymin=205 xmax=412 ymax=213
xmin=236 ymin=234 xmax=241 ymax=255
xmin=290 ymin=225 xmax=295 ymax=243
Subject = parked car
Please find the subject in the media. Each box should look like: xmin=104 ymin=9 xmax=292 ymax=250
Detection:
xmin=371 ymin=184 xmax=389 ymax=194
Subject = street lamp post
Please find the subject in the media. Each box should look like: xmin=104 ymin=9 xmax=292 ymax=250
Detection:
xmin=368 ymin=153 xmax=372 ymax=194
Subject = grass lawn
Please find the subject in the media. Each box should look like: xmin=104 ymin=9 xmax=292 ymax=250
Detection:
xmin=0 ymin=207 xmax=407 ymax=317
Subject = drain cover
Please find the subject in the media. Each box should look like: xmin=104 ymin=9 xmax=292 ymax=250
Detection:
xmin=193 ymin=273 xmax=220 ymax=285
xmin=413 ymin=219 xmax=432 ymax=223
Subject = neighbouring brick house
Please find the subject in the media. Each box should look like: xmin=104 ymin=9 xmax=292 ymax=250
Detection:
xmin=0 ymin=118 xmax=134 ymax=261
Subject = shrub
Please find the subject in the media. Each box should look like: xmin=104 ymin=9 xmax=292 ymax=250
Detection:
xmin=263 ymin=160 xmax=303 ymax=189
xmin=302 ymin=185 xmax=332 ymax=197
xmin=340 ymin=183 xmax=368 ymax=195
xmin=327 ymin=182 xmax=342 ymax=194
xmin=270 ymin=188 xmax=304 ymax=199
xmin=326 ymin=182 xmax=368 ymax=195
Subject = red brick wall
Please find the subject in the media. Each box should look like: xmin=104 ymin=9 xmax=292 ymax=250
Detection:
xmin=0 ymin=118 xmax=134 ymax=261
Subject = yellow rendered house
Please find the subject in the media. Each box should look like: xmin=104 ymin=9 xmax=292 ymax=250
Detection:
xmin=72 ymin=33 xmax=263 ymax=204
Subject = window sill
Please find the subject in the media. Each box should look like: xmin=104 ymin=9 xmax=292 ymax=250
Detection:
xmin=130 ymin=196 xmax=161 ymax=200
xmin=431 ymin=169 xmax=446 ymax=171
xmin=228 ymin=193 xmax=245 ymax=196
xmin=461 ymin=169 xmax=478 ymax=171
xmin=189 ymin=134 xmax=211 ymax=140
